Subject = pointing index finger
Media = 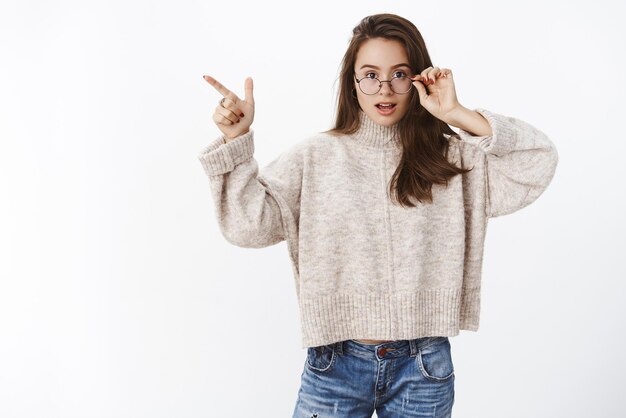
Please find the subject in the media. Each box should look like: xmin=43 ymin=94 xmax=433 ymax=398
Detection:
xmin=203 ymin=75 xmax=238 ymax=101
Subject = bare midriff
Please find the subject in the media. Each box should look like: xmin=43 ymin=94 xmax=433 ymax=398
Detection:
xmin=353 ymin=339 xmax=396 ymax=344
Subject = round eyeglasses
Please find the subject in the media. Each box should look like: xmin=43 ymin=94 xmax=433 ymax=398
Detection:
xmin=354 ymin=72 xmax=414 ymax=95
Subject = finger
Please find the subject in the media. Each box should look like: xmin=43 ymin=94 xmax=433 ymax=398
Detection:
xmin=203 ymin=75 xmax=239 ymax=102
xmin=420 ymin=67 xmax=434 ymax=84
xmin=244 ymin=77 xmax=254 ymax=107
xmin=435 ymin=68 xmax=450 ymax=77
xmin=214 ymin=112 xmax=235 ymax=126
xmin=220 ymin=97 xmax=245 ymax=118
xmin=216 ymin=105 xmax=241 ymax=124
xmin=427 ymin=67 xmax=440 ymax=83
xmin=411 ymin=74 xmax=428 ymax=89
xmin=213 ymin=112 xmax=235 ymax=126
xmin=412 ymin=77 xmax=427 ymax=101
xmin=213 ymin=111 xmax=238 ymax=126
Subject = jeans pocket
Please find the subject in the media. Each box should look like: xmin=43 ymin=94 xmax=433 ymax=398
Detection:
xmin=306 ymin=344 xmax=336 ymax=373
xmin=416 ymin=337 xmax=455 ymax=382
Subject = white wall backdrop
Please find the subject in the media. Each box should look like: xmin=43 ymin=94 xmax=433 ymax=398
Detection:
xmin=1 ymin=0 xmax=624 ymax=417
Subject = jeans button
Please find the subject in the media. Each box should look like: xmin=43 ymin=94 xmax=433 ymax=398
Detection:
xmin=378 ymin=347 xmax=387 ymax=356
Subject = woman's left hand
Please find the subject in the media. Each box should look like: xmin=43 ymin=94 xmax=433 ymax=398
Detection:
xmin=411 ymin=67 xmax=462 ymax=123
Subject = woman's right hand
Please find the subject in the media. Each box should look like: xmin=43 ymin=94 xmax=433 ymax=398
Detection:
xmin=203 ymin=75 xmax=255 ymax=142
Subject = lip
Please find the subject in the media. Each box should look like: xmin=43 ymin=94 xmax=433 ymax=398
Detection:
xmin=375 ymin=103 xmax=397 ymax=115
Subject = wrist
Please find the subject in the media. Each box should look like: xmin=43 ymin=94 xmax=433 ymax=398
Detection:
xmin=443 ymin=103 xmax=469 ymax=127
xmin=445 ymin=105 xmax=493 ymax=137
xmin=224 ymin=129 xmax=250 ymax=142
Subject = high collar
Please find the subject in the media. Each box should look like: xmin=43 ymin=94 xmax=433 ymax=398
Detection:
xmin=351 ymin=110 xmax=401 ymax=149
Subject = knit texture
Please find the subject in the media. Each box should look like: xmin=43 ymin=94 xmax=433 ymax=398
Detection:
xmin=197 ymin=108 xmax=559 ymax=348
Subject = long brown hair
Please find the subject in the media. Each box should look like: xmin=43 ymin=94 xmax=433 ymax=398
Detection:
xmin=322 ymin=13 xmax=473 ymax=208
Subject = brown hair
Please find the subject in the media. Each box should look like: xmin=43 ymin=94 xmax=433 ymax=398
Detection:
xmin=322 ymin=13 xmax=473 ymax=208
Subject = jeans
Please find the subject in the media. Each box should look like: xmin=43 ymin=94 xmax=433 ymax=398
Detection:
xmin=291 ymin=337 xmax=455 ymax=418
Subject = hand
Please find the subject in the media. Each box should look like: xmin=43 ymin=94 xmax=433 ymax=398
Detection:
xmin=203 ymin=75 xmax=255 ymax=141
xmin=411 ymin=67 xmax=462 ymax=124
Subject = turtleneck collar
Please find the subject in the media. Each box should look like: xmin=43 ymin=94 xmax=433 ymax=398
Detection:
xmin=351 ymin=110 xmax=401 ymax=149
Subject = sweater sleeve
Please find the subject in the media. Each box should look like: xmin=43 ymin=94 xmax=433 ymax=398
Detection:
xmin=197 ymin=129 xmax=303 ymax=248
xmin=456 ymin=108 xmax=559 ymax=218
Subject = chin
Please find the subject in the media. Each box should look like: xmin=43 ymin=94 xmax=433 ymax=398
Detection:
xmin=368 ymin=109 xmax=405 ymax=125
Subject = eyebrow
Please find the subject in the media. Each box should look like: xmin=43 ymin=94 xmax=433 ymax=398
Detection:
xmin=359 ymin=63 xmax=411 ymax=70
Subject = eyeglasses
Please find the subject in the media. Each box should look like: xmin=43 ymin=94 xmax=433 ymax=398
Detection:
xmin=354 ymin=71 xmax=414 ymax=95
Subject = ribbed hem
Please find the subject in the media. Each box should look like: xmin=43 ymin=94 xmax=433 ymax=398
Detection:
xmin=197 ymin=130 xmax=255 ymax=176
xmin=298 ymin=288 xmax=481 ymax=348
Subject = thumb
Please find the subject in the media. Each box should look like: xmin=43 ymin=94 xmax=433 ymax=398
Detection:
xmin=244 ymin=77 xmax=254 ymax=106
xmin=412 ymin=78 xmax=427 ymax=103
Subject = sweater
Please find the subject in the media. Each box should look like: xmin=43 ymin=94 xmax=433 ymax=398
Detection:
xmin=197 ymin=108 xmax=559 ymax=348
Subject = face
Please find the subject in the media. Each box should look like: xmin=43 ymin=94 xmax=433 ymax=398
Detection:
xmin=353 ymin=37 xmax=414 ymax=126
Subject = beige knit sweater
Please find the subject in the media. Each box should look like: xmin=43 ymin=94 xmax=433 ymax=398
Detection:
xmin=197 ymin=108 xmax=559 ymax=348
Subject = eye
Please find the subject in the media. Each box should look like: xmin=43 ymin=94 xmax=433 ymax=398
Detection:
xmin=393 ymin=70 xmax=408 ymax=78
xmin=365 ymin=72 xmax=377 ymax=79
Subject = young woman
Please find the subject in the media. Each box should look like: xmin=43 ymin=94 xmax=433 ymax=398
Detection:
xmin=199 ymin=13 xmax=558 ymax=418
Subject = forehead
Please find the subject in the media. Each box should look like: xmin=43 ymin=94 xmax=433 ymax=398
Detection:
xmin=354 ymin=38 xmax=410 ymax=70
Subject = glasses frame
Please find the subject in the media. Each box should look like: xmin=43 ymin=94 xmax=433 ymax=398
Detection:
xmin=353 ymin=71 xmax=414 ymax=95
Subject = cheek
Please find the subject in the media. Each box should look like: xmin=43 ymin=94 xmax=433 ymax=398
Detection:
xmin=400 ymin=95 xmax=416 ymax=112
xmin=396 ymin=97 xmax=409 ymax=111
xmin=400 ymin=95 xmax=412 ymax=106
xmin=358 ymin=95 xmax=372 ymax=107
xmin=398 ymin=99 xmax=413 ymax=117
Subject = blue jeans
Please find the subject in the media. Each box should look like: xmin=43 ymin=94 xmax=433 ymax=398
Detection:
xmin=292 ymin=337 xmax=455 ymax=418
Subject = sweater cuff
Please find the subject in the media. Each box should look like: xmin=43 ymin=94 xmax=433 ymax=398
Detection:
xmin=197 ymin=130 xmax=255 ymax=176
xmin=457 ymin=108 xmax=518 ymax=157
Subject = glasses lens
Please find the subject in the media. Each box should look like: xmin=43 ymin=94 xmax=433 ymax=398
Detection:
xmin=358 ymin=76 xmax=413 ymax=95
xmin=391 ymin=76 xmax=412 ymax=94
xmin=359 ymin=77 xmax=380 ymax=95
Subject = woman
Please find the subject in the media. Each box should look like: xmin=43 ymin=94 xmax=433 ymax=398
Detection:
xmin=198 ymin=13 xmax=558 ymax=418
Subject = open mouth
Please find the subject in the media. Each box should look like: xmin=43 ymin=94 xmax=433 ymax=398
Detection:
xmin=375 ymin=103 xmax=396 ymax=109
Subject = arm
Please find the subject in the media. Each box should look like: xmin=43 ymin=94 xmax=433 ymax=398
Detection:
xmin=446 ymin=105 xmax=493 ymax=137
xmin=455 ymin=108 xmax=559 ymax=218
xmin=197 ymin=129 xmax=303 ymax=247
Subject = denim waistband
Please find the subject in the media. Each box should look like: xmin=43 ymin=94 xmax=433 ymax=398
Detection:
xmin=327 ymin=336 xmax=447 ymax=360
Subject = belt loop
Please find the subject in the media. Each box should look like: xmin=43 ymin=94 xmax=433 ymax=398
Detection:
xmin=335 ymin=341 xmax=344 ymax=355
xmin=409 ymin=338 xmax=417 ymax=357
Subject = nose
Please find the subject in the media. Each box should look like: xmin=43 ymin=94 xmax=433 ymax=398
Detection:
xmin=379 ymin=81 xmax=394 ymax=95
